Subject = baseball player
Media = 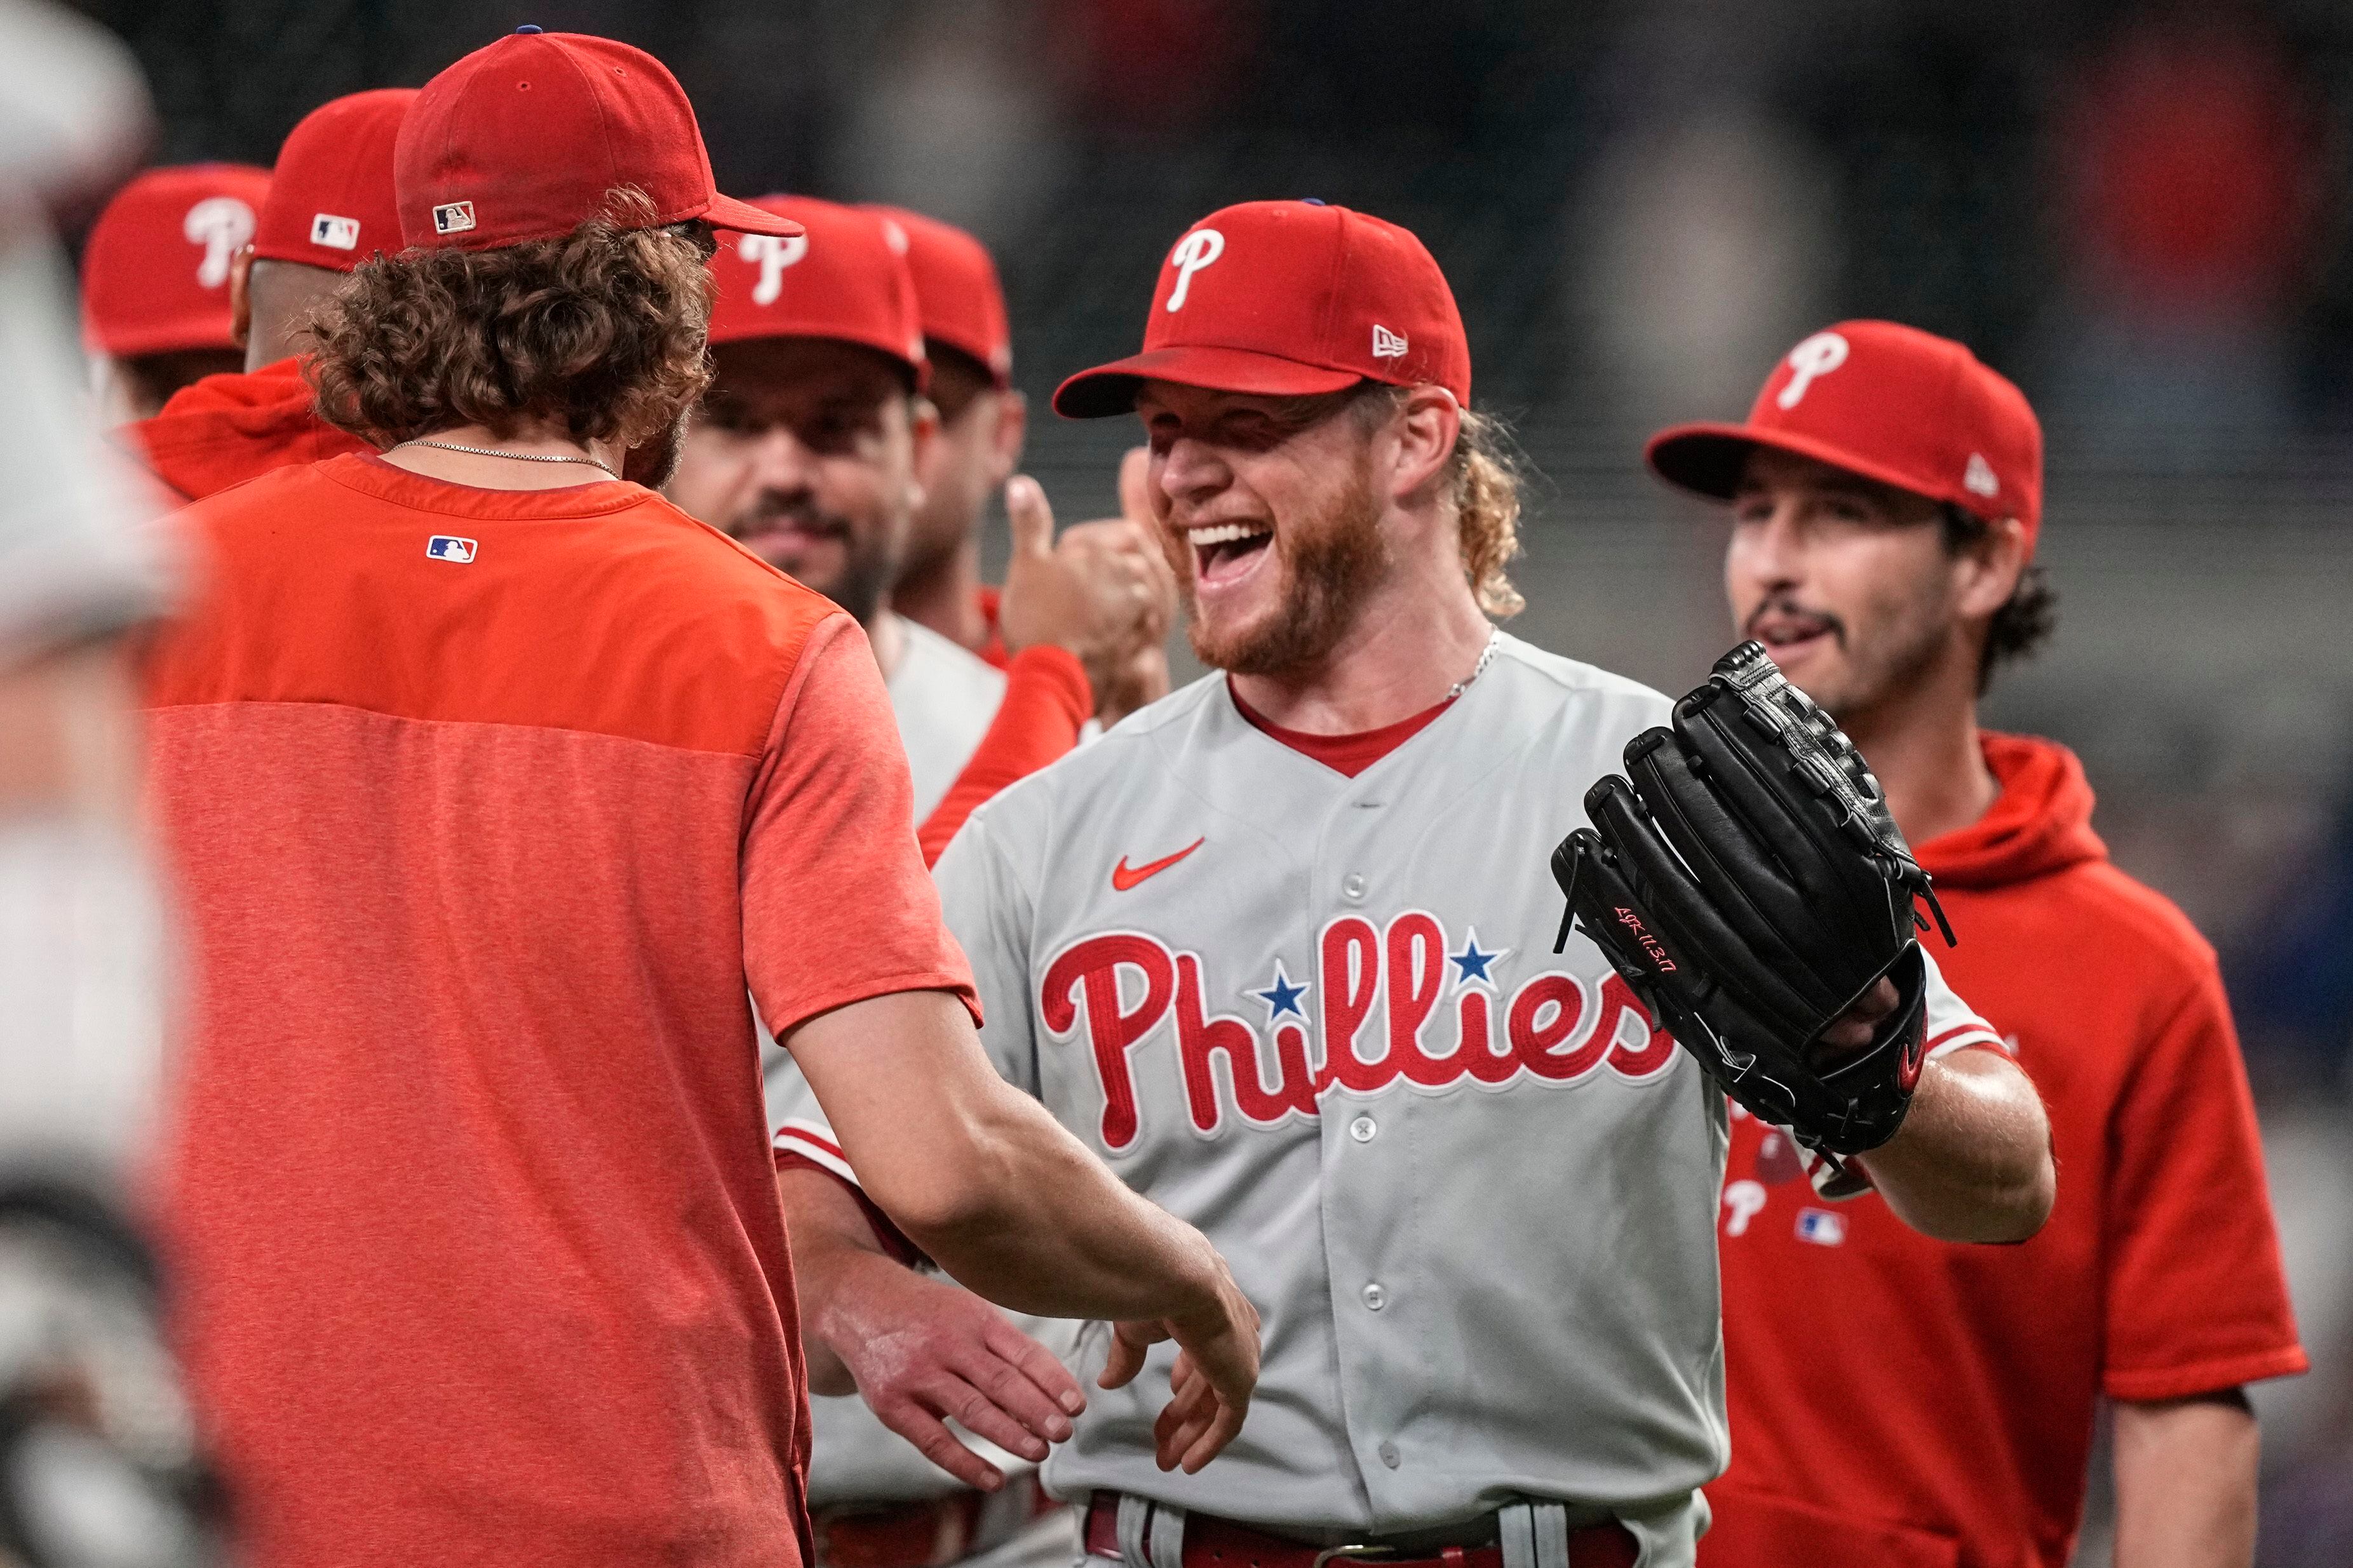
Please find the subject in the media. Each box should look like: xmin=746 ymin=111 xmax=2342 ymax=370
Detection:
xmin=783 ymin=200 xmax=2058 ymax=1568
xmin=128 ymin=88 xmax=409 ymax=500
xmin=867 ymin=205 xmax=1023 ymax=664
xmin=79 ymin=161 xmax=271 ymax=424
xmin=1640 ymin=321 xmax=2307 ymax=1568
xmin=142 ymin=32 xmax=1255 ymax=1568
xmin=668 ymin=194 xmax=1173 ymax=824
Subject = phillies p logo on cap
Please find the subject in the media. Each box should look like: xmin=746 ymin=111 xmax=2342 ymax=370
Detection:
xmin=739 ymin=233 xmax=809 ymax=306
xmin=1166 ymin=228 xmax=1225 ymax=312
xmin=1776 ymin=331 xmax=1851 ymax=409
xmin=184 ymin=196 xmax=256 ymax=288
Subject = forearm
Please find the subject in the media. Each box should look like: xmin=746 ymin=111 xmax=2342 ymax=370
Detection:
xmin=788 ymin=990 xmax=1221 ymax=1325
xmin=775 ymin=1167 xmax=883 ymax=1397
xmin=875 ymin=1078 xmax=1219 ymax=1323
xmin=2113 ymin=1391 xmax=2258 ymax=1568
xmin=1861 ymin=1046 xmax=2054 ymax=1242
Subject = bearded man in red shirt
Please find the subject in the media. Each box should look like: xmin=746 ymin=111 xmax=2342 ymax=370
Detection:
xmin=1650 ymin=321 xmax=2306 ymax=1568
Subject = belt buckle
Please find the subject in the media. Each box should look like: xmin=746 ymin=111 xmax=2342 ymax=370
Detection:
xmin=1311 ymin=1546 xmax=1401 ymax=1568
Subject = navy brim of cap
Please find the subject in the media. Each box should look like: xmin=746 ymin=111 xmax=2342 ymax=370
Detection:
xmin=704 ymin=191 xmax=803 ymax=238
xmin=1645 ymin=420 xmax=1963 ymax=514
xmin=1053 ymin=345 xmax=1364 ymax=419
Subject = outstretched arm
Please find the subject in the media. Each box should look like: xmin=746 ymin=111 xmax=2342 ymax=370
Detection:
xmin=785 ymin=988 xmax=1260 ymax=1473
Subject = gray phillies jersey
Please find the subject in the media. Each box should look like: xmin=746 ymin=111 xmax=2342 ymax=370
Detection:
xmin=930 ymin=634 xmax=1990 ymax=1560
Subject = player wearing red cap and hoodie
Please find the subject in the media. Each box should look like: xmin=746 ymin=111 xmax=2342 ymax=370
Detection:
xmin=126 ymin=89 xmax=410 ymax=500
xmin=1647 ymin=322 xmax=2307 ymax=1568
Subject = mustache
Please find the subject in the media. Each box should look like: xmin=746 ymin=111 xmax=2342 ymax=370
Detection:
xmin=733 ymin=492 xmax=851 ymax=539
xmin=1744 ymin=596 xmax=1846 ymax=645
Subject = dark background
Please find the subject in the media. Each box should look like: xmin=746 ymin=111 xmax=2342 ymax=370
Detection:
xmin=64 ymin=1 xmax=2353 ymax=1559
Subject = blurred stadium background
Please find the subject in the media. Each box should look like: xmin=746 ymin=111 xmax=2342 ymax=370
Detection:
xmin=60 ymin=0 xmax=2353 ymax=1560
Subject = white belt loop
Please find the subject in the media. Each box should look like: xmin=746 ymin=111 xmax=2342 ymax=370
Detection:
xmin=1530 ymin=1503 xmax=1570 ymax=1568
xmin=1148 ymin=1500 xmax=1188 ymax=1568
xmin=1499 ymin=1503 xmax=1536 ymax=1568
xmin=1116 ymin=1494 xmax=1155 ymax=1568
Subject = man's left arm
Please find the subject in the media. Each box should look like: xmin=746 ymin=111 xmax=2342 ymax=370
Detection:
xmin=1855 ymin=951 xmax=2054 ymax=1243
xmin=2112 ymin=1390 xmax=2258 ymax=1568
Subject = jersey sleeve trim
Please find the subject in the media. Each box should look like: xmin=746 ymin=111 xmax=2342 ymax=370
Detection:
xmin=772 ymin=1146 xmax=926 ymax=1268
xmin=1924 ymin=1018 xmax=2006 ymax=1061
xmin=2103 ymin=1344 xmax=2310 ymax=1402
xmin=772 ymin=1120 xmax=856 ymax=1185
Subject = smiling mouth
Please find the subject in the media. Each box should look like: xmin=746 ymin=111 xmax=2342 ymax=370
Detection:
xmin=1187 ymin=521 xmax=1274 ymax=586
xmin=1748 ymin=613 xmax=1840 ymax=654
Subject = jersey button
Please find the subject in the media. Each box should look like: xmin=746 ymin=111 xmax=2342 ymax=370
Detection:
xmin=1377 ymin=1441 xmax=1401 ymax=1469
xmin=1349 ymin=1115 xmax=1377 ymax=1143
xmin=1342 ymin=873 xmax=1367 ymax=902
xmin=1360 ymin=1282 xmax=1387 ymax=1311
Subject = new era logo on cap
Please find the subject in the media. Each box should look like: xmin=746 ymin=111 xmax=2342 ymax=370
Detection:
xmin=433 ymin=201 xmax=476 ymax=236
xmin=1372 ymin=324 xmax=1408 ymax=359
xmin=1964 ymin=452 xmax=2000 ymax=498
xmin=311 ymin=213 xmax=361 ymax=250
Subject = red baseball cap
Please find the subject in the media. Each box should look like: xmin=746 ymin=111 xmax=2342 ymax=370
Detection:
xmin=1053 ymin=199 xmax=1469 ymax=419
xmin=706 ymin=196 xmax=927 ymax=385
xmin=1647 ymin=319 xmax=2046 ymax=552
xmin=394 ymin=29 xmax=799 ymax=252
xmin=252 ymin=88 xmax=417 ymax=272
xmin=867 ymin=205 xmax=1012 ymax=386
xmin=80 ymin=163 xmax=272 ymax=357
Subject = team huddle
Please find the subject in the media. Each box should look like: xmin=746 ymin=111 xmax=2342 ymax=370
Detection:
xmin=62 ymin=24 xmax=2307 ymax=1568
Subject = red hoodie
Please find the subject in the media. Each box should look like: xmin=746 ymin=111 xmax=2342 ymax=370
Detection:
xmin=128 ymin=358 xmax=370 ymax=503
xmin=1702 ymin=732 xmax=2305 ymax=1568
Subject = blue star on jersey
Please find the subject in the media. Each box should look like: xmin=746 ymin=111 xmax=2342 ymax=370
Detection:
xmin=1450 ymin=929 xmax=1507 ymax=988
xmin=1251 ymin=961 xmax=1311 ymax=1022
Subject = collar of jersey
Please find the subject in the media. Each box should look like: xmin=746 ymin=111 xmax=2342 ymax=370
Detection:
xmin=319 ymin=452 xmax=649 ymax=519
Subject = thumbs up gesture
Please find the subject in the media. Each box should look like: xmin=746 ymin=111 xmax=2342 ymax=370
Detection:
xmin=997 ymin=448 xmax=1176 ymax=726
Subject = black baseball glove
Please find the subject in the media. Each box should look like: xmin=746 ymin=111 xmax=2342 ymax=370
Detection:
xmin=1552 ymin=641 xmax=1954 ymax=1165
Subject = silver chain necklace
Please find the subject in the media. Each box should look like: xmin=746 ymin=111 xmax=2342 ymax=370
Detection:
xmin=398 ymin=439 xmax=619 ymax=479
xmin=1446 ymin=630 xmax=1500 ymax=702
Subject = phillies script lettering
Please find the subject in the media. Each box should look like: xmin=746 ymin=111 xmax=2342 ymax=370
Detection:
xmin=1042 ymin=913 xmax=1677 ymax=1149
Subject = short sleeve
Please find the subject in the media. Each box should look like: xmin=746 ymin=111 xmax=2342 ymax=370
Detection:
xmin=932 ymin=808 xmax=1041 ymax=1097
xmin=2102 ymin=967 xmax=2308 ymax=1400
xmin=742 ymin=614 xmax=977 ymax=1038
xmin=0 ymin=227 xmax=174 ymax=660
xmin=1918 ymin=946 xmax=2007 ymax=1060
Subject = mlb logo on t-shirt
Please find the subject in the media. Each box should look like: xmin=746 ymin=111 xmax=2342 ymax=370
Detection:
xmin=311 ymin=213 xmax=361 ymax=251
xmin=426 ymin=536 xmax=477 ymax=563
xmin=1795 ymin=1208 xmax=1847 ymax=1247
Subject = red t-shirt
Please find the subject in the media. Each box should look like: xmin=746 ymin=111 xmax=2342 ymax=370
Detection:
xmin=1230 ymin=684 xmax=1455 ymax=776
xmin=145 ymin=454 xmax=975 ymax=1568
xmin=1703 ymin=734 xmax=2305 ymax=1568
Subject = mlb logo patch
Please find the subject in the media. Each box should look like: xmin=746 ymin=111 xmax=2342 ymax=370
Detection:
xmin=426 ymin=536 xmax=477 ymax=563
xmin=1795 ymin=1208 xmax=1847 ymax=1246
xmin=311 ymin=213 xmax=360 ymax=251
xmin=433 ymin=201 xmax=477 ymax=236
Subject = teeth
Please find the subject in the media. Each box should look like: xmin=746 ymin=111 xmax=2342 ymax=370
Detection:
xmin=1187 ymin=523 xmax=1271 ymax=546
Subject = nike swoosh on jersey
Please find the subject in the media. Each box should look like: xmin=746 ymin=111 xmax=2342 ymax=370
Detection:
xmin=1111 ymin=837 xmax=1206 ymax=892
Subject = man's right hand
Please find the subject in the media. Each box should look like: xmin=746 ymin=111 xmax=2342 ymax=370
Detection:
xmin=1099 ymin=1248 xmax=1260 ymax=1473
xmin=807 ymin=1237 xmax=1086 ymax=1492
xmin=997 ymin=453 xmax=1176 ymax=725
